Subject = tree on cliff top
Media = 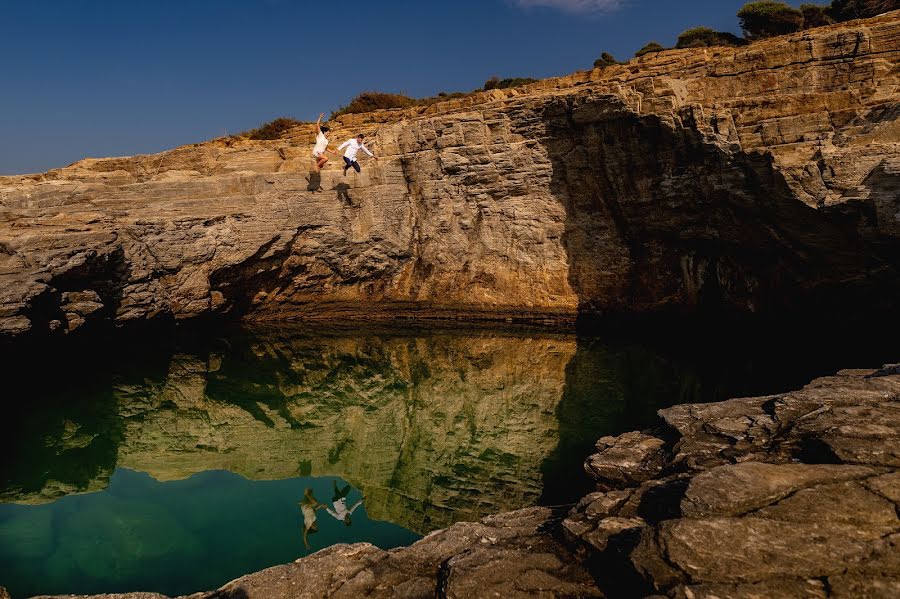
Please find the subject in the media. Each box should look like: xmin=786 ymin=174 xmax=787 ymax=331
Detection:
xmin=738 ymin=2 xmax=805 ymax=39
xmin=676 ymin=27 xmax=746 ymax=48
xmin=593 ymin=52 xmax=621 ymax=68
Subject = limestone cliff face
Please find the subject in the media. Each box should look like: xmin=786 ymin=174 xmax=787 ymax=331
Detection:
xmin=1 ymin=14 xmax=898 ymax=338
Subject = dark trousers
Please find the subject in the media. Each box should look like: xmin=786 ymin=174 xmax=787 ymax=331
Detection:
xmin=343 ymin=157 xmax=360 ymax=173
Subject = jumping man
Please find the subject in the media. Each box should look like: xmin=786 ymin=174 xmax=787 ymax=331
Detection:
xmin=324 ymin=480 xmax=365 ymax=527
xmin=312 ymin=113 xmax=338 ymax=171
xmin=338 ymin=134 xmax=377 ymax=175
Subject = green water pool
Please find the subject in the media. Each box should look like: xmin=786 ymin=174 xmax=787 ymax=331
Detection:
xmin=0 ymin=469 xmax=416 ymax=597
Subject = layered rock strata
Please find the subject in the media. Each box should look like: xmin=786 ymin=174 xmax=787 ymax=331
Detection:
xmin=563 ymin=365 xmax=900 ymax=597
xmin=2 ymin=13 xmax=899 ymax=340
xmin=17 ymin=366 xmax=898 ymax=599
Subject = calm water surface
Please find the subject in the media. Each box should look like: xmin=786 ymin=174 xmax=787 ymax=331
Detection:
xmin=0 ymin=324 xmax=893 ymax=597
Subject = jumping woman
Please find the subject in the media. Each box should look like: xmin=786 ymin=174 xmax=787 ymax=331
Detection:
xmin=312 ymin=113 xmax=338 ymax=171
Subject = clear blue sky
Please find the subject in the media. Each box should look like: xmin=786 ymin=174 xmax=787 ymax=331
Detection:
xmin=2 ymin=0 xmax=760 ymax=175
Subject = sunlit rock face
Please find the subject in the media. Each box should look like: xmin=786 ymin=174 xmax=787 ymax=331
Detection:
xmin=113 ymin=331 xmax=576 ymax=532
xmin=1 ymin=14 xmax=898 ymax=339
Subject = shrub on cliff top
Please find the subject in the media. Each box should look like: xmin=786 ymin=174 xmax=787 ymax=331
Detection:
xmin=483 ymin=76 xmax=538 ymax=91
xmin=800 ymin=3 xmax=836 ymax=27
xmin=676 ymin=27 xmax=746 ymax=48
xmin=593 ymin=52 xmax=621 ymax=68
xmin=738 ymin=2 xmax=805 ymax=39
xmin=245 ymin=117 xmax=304 ymax=140
xmin=634 ymin=42 xmax=668 ymax=57
xmin=331 ymin=91 xmax=418 ymax=117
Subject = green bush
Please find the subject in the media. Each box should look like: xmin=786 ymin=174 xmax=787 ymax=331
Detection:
xmin=593 ymin=52 xmax=621 ymax=68
xmin=634 ymin=42 xmax=668 ymax=57
xmin=830 ymin=0 xmax=899 ymax=20
xmin=738 ymin=2 xmax=805 ymax=39
xmin=483 ymin=76 xmax=538 ymax=91
xmin=332 ymin=91 xmax=418 ymax=117
xmin=244 ymin=117 xmax=304 ymax=140
xmin=801 ymin=3 xmax=836 ymax=27
xmin=676 ymin=27 xmax=747 ymax=48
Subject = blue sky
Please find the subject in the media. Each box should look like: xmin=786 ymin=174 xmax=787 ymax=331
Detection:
xmin=2 ymin=0 xmax=760 ymax=175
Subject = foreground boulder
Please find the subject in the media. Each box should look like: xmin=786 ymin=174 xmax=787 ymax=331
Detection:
xmin=564 ymin=367 xmax=900 ymax=598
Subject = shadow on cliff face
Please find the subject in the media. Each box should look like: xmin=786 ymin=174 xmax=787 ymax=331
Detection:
xmin=334 ymin=182 xmax=354 ymax=206
xmin=537 ymin=95 xmax=899 ymax=322
xmin=20 ymin=246 xmax=133 ymax=342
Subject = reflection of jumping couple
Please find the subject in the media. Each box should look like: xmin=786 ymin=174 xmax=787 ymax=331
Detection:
xmin=326 ymin=480 xmax=364 ymax=526
xmin=299 ymin=487 xmax=325 ymax=549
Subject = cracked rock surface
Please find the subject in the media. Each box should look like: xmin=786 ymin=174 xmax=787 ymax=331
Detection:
xmin=563 ymin=367 xmax=900 ymax=598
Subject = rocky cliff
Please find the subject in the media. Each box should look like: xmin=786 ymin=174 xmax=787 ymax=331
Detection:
xmin=2 ymin=13 xmax=899 ymax=340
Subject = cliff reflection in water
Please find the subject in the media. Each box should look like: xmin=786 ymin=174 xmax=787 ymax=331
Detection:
xmin=116 ymin=331 xmax=579 ymax=533
xmin=1 ymin=325 xmax=813 ymax=533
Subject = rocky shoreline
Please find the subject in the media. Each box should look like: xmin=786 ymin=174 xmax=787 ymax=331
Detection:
xmin=6 ymin=365 xmax=895 ymax=599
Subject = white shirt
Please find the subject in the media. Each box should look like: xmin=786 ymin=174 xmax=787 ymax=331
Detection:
xmin=325 ymin=498 xmax=363 ymax=521
xmin=338 ymin=138 xmax=374 ymax=161
xmin=313 ymin=131 xmax=329 ymax=155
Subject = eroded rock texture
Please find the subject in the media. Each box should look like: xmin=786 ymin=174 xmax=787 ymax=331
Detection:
xmin=563 ymin=367 xmax=900 ymax=598
xmin=2 ymin=14 xmax=899 ymax=340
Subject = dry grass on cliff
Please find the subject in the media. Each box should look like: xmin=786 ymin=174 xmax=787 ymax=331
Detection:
xmin=331 ymin=90 xmax=474 ymax=118
xmin=331 ymin=92 xmax=419 ymax=117
xmin=241 ymin=117 xmax=307 ymax=140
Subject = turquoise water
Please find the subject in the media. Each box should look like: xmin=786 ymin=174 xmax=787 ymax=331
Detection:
xmin=0 ymin=469 xmax=416 ymax=597
xmin=1 ymin=324 xmax=893 ymax=597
